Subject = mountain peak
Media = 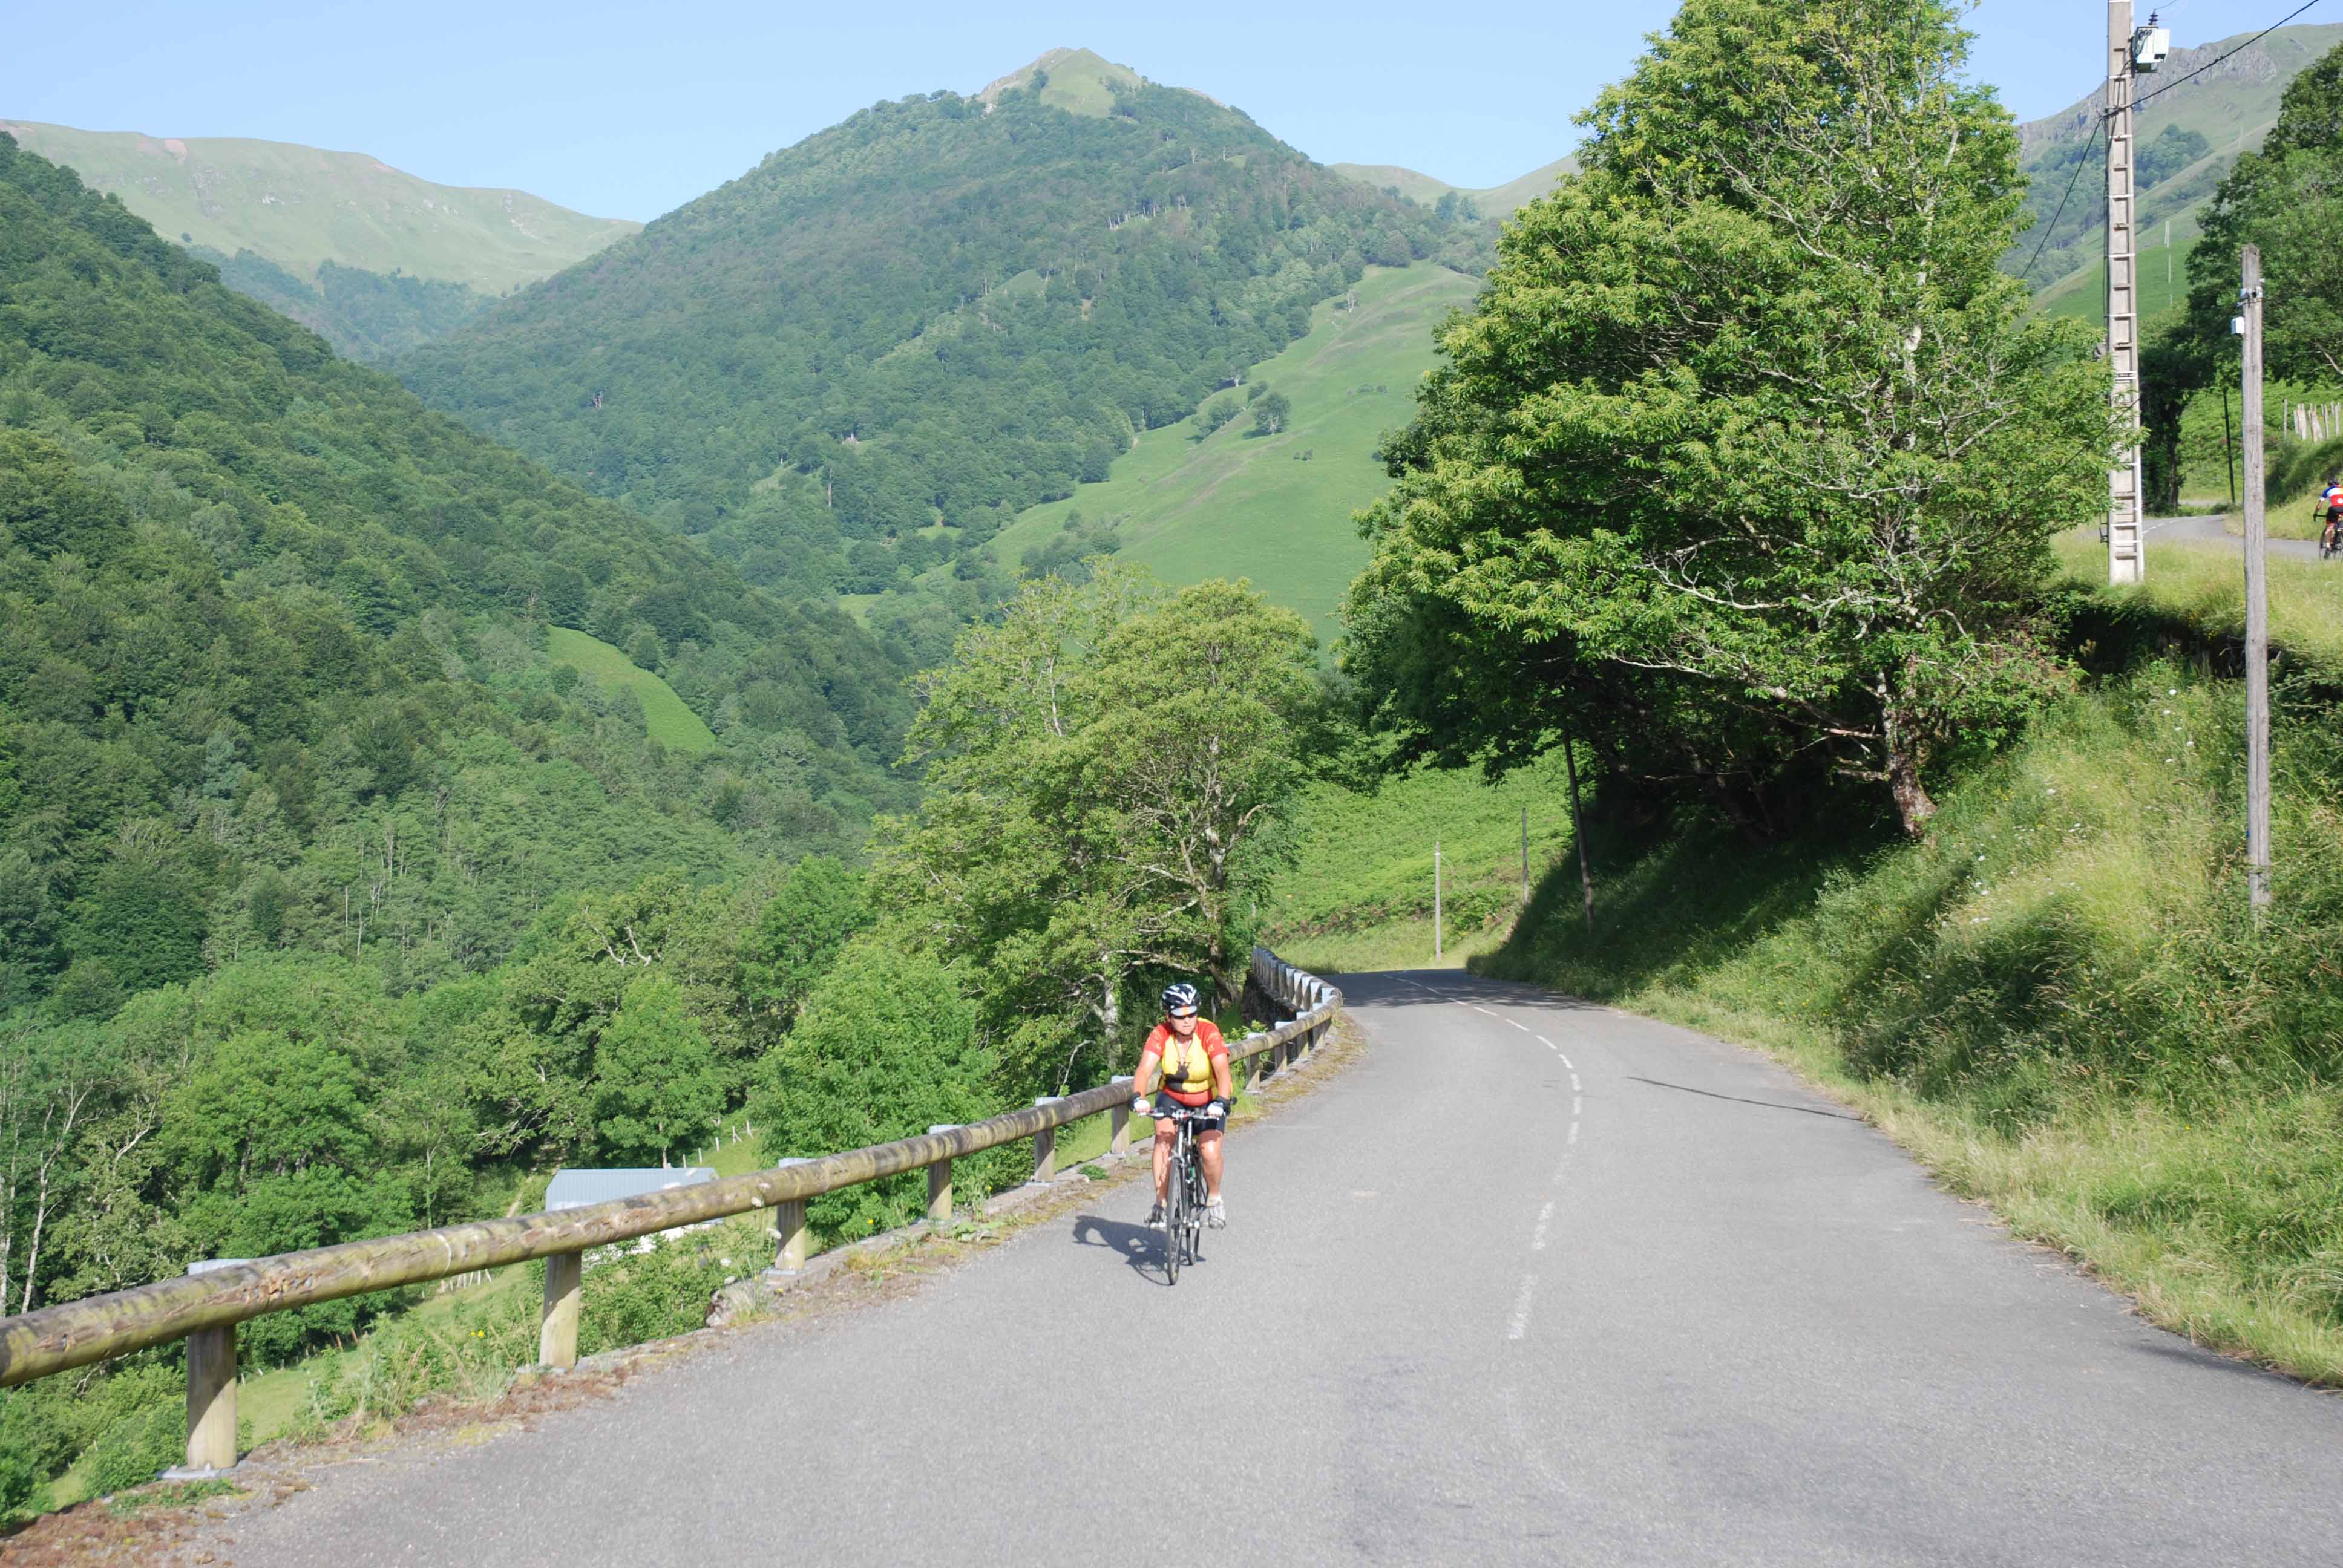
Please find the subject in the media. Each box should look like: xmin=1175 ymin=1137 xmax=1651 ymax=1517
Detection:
xmin=978 ymin=48 xmax=1148 ymax=116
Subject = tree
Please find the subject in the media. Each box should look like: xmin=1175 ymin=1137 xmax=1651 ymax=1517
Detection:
xmin=749 ymin=944 xmax=994 ymax=1235
xmin=2161 ymin=39 xmax=2343 ymax=475
xmin=1084 ymin=581 xmax=1319 ymax=1002
xmin=1346 ymin=0 xmax=2112 ymax=837
xmin=1250 ymin=391 xmax=1292 ymax=436
xmin=62 ymin=824 xmax=208 ymax=995
xmin=879 ymin=569 xmax=1318 ymax=1061
xmin=593 ymin=975 xmax=723 ymax=1166
xmin=741 ymin=856 xmax=871 ymax=1027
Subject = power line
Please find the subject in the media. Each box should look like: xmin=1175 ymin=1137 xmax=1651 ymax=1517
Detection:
xmin=2021 ymin=117 xmax=2106 ymax=283
xmin=2132 ymin=0 xmax=2325 ymax=112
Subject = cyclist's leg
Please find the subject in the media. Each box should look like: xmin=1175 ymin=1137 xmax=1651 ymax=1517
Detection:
xmin=1197 ymin=1128 xmax=1224 ymax=1201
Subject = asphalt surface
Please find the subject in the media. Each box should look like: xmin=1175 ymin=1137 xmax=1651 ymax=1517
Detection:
xmin=2142 ymin=511 xmax=2326 ymax=561
xmin=202 ymin=972 xmax=2343 ymax=1566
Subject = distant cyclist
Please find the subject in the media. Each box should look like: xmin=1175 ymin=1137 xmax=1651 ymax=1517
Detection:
xmin=2319 ymin=475 xmax=2343 ymax=557
xmin=1130 ymin=982 xmax=1231 ymax=1230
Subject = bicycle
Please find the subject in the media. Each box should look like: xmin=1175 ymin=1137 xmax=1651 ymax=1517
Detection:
xmin=2322 ymin=511 xmax=2342 ymax=560
xmin=1147 ymin=1103 xmax=1215 ymax=1284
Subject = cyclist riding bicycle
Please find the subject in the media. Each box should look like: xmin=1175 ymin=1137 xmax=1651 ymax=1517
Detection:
xmin=1130 ymin=982 xmax=1231 ymax=1231
xmin=2318 ymin=475 xmax=2343 ymax=556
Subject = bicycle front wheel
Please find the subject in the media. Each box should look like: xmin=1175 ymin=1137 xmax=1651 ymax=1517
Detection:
xmin=1164 ymin=1143 xmax=1187 ymax=1284
xmin=1184 ymin=1150 xmax=1207 ymax=1265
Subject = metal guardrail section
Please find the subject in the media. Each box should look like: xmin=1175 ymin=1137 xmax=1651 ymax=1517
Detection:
xmin=0 ymin=947 xmax=1340 ymax=1473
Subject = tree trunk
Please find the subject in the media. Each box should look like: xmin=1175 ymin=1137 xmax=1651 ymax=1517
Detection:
xmin=1887 ymin=746 xmax=1936 ymax=837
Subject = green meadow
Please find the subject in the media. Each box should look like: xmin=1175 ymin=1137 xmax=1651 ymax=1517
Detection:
xmin=994 ymin=263 xmax=1480 ymax=643
xmin=545 ymin=627 xmax=719 ymax=753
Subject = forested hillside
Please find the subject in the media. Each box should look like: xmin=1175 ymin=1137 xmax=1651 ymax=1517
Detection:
xmin=0 ymin=132 xmax=913 ymax=1019
xmin=2007 ymin=22 xmax=2343 ymax=298
xmin=396 ymin=59 xmax=1481 ymax=638
xmin=0 ymin=120 xmax=640 ymax=362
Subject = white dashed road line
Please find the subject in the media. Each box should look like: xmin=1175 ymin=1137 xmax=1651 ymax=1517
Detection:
xmin=1507 ymin=1272 xmax=1538 ymax=1340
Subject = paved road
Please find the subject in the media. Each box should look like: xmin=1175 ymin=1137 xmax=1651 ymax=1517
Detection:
xmin=205 ymin=973 xmax=2343 ymax=1566
xmin=2142 ymin=512 xmax=2325 ymax=561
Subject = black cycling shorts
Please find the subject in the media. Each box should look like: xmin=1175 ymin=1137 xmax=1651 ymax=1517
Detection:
xmin=1152 ymin=1092 xmax=1224 ymax=1132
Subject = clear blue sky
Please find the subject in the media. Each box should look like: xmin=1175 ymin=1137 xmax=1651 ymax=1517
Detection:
xmin=1 ymin=1 xmax=2321 ymax=221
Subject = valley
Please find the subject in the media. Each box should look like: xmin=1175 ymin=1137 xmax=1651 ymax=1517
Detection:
xmin=14 ymin=10 xmax=2343 ymax=1546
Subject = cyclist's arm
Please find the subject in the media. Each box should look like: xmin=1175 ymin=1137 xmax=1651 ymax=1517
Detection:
xmin=1211 ymin=1053 xmax=1233 ymax=1105
xmin=1132 ymin=1048 xmax=1161 ymax=1103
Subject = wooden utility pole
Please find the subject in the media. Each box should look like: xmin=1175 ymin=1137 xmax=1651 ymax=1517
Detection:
xmin=2241 ymin=244 xmax=2272 ymax=910
xmin=2106 ymin=1 xmax=2145 ymax=583
xmin=1520 ymin=806 xmax=1530 ymax=904
xmin=1432 ymin=841 xmax=1443 ymax=962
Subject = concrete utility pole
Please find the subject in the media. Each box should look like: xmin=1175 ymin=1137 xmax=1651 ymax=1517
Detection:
xmin=1520 ymin=806 xmax=1530 ymax=904
xmin=2105 ymin=1 xmax=2146 ymax=583
xmin=2240 ymin=245 xmax=2272 ymax=910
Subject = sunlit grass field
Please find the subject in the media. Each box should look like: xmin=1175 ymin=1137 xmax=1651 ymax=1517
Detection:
xmin=545 ymin=627 xmax=719 ymax=753
xmin=1266 ymin=750 xmax=1584 ymax=976
xmin=992 ymin=263 xmax=1477 ymax=642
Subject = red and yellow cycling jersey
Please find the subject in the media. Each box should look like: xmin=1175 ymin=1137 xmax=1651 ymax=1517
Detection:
xmin=1142 ymin=1018 xmax=1228 ymax=1106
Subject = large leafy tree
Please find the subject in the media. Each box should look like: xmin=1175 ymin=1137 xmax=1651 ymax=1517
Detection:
xmin=878 ymin=568 xmax=1317 ymax=1088
xmin=1346 ymin=0 xmax=2112 ymax=835
xmin=2184 ymin=39 xmax=2343 ymax=384
xmin=592 ymin=975 xmax=723 ymax=1167
xmin=749 ymin=944 xmax=995 ymax=1237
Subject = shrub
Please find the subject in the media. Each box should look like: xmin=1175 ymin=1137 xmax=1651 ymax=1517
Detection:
xmin=752 ymin=944 xmax=1002 ymax=1238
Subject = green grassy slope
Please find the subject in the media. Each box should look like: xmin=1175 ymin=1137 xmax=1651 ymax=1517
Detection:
xmin=1265 ymin=751 xmax=1583 ymax=974
xmin=545 ymin=629 xmax=719 ymax=753
xmin=1329 ymin=155 xmax=1575 ymax=218
xmin=2013 ymin=22 xmax=2343 ymax=293
xmin=977 ymin=48 xmax=1147 ymax=116
xmin=992 ymin=263 xmax=1479 ymax=640
xmin=2031 ymin=217 xmax=2198 ymax=323
xmin=0 ymin=119 xmax=640 ymax=292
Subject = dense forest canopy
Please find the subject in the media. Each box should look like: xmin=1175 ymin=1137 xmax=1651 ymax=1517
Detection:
xmin=395 ymin=71 xmax=1483 ymax=621
xmin=0 ymin=131 xmax=916 ymax=1017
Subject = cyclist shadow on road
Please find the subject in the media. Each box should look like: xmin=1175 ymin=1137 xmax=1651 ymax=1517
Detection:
xmin=1070 ymin=1214 xmax=1185 ymax=1287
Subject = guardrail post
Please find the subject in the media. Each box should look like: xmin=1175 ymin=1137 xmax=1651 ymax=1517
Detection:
xmin=772 ymin=1158 xmax=812 ymax=1274
xmin=540 ymin=1252 xmax=583 ymax=1370
xmin=168 ymin=1257 xmax=246 ymax=1478
xmin=181 ymin=1324 xmax=237 ymax=1474
xmin=1245 ymin=1038 xmax=1265 ymax=1094
xmin=1109 ymin=1076 xmax=1134 ymax=1154
xmin=1032 ymin=1097 xmax=1064 ymax=1181
xmin=927 ymin=1125 xmax=958 ymax=1223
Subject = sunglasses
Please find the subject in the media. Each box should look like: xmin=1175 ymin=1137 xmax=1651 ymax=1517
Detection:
xmin=1168 ymin=1009 xmax=1199 ymax=1021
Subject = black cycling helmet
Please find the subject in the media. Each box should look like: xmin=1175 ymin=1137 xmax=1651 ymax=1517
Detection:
xmin=1161 ymin=981 xmax=1201 ymax=1015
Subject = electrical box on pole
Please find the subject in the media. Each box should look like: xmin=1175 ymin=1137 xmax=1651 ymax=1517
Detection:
xmin=2106 ymin=1 xmax=2145 ymax=584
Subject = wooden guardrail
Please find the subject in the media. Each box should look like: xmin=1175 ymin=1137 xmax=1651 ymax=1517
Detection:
xmin=0 ymin=948 xmax=1340 ymax=1477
